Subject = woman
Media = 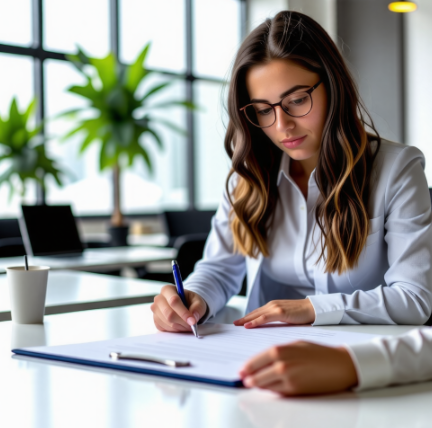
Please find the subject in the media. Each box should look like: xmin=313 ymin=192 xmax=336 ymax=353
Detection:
xmin=151 ymin=13 xmax=432 ymax=345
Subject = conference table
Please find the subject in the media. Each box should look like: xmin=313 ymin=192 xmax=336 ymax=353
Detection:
xmin=0 ymin=270 xmax=165 ymax=321
xmin=0 ymin=245 xmax=176 ymax=273
xmin=1 ymin=296 xmax=431 ymax=428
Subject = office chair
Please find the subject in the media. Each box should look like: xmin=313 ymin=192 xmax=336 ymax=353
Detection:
xmin=0 ymin=219 xmax=26 ymax=258
xmin=174 ymin=233 xmax=248 ymax=295
xmin=138 ymin=231 xmax=247 ymax=296
xmin=135 ymin=209 xmax=215 ymax=281
xmin=137 ymin=233 xmax=208 ymax=283
xmin=173 ymin=233 xmax=208 ymax=280
xmin=161 ymin=210 xmax=216 ymax=247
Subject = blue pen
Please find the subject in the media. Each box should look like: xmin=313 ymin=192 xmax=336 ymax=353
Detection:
xmin=172 ymin=260 xmax=199 ymax=338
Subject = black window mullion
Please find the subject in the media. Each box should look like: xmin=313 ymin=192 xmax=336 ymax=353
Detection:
xmin=32 ymin=0 xmax=46 ymax=204
xmin=239 ymin=0 xmax=247 ymax=40
xmin=32 ymin=0 xmax=44 ymax=126
xmin=109 ymin=0 xmax=120 ymax=58
xmin=185 ymin=0 xmax=196 ymax=210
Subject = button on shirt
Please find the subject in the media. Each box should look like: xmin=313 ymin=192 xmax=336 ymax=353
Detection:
xmin=260 ymin=153 xmax=320 ymax=306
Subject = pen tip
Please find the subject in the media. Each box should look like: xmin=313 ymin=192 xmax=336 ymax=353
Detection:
xmin=191 ymin=324 xmax=199 ymax=338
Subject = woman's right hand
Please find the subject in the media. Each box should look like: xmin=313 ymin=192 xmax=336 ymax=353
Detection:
xmin=150 ymin=285 xmax=208 ymax=333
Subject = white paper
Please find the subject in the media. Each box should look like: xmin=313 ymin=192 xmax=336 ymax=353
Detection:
xmin=16 ymin=324 xmax=381 ymax=383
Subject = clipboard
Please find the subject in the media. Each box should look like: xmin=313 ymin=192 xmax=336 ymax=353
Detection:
xmin=12 ymin=323 xmax=381 ymax=388
xmin=12 ymin=347 xmax=243 ymax=387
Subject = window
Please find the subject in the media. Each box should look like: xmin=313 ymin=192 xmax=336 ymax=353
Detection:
xmin=194 ymin=80 xmax=231 ymax=209
xmin=120 ymin=0 xmax=186 ymax=73
xmin=0 ymin=0 xmax=245 ymax=217
xmin=0 ymin=0 xmax=32 ymax=47
xmin=193 ymin=0 xmax=241 ymax=79
xmin=43 ymin=0 xmax=110 ymax=57
xmin=0 ymin=53 xmax=36 ymax=216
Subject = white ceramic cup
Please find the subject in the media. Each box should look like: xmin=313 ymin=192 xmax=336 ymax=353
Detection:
xmin=6 ymin=266 xmax=50 ymax=324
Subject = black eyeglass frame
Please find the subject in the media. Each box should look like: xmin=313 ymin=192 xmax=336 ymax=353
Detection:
xmin=239 ymin=80 xmax=323 ymax=128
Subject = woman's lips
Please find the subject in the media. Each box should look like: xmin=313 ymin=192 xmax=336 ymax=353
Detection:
xmin=281 ymin=135 xmax=306 ymax=149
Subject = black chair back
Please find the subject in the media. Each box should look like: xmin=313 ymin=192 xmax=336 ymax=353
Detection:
xmin=173 ymin=233 xmax=208 ymax=280
xmin=162 ymin=210 xmax=215 ymax=247
xmin=0 ymin=219 xmax=26 ymax=257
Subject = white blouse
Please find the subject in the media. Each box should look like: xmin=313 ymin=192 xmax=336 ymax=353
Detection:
xmin=260 ymin=155 xmax=318 ymax=303
xmin=184 ymin=140 xmax=432 ymax=325
xmin=345 ymin=327 xmax=432 ymax=390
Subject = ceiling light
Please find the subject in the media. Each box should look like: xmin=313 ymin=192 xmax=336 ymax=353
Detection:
xmin=388 ymin=2 xmax=417 ymax=12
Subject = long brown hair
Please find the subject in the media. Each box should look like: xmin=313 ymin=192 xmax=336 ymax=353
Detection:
xmin=225 ymin=11 xmax=381 ymax=274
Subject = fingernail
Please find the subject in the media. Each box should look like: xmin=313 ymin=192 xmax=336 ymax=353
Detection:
xmin=244 ymin=322 xmax=252 ymax=328
xmin=243 ymin=377 xmax=252 ymax=387
xmin=187 ymin=316 xmax=196 ymax=326
xmin=193 ymin=312 xmax=200 ymax=322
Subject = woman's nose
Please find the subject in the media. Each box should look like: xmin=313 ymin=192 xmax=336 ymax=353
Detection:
xmin=274 ymin=106 xmax=295 ymax=132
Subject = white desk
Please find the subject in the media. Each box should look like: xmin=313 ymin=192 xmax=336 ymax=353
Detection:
xmin=0 ymin=245 xmax=176 ymax=274
xmin=83 ymin=232 xmax=169 ymax=247
xmin=1 ymin=297 xmax=431 ymax=428
xmin=0 ymin=270 xmax=164 ymax=321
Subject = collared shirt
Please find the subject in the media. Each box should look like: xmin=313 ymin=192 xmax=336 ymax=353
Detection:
xmin=185 ymin=140 xmax=432 ymax=326
xmin=345 ymin=326 xmax=432 ymax=391
xmin=260 ymin=153 xmax=319 ymax=305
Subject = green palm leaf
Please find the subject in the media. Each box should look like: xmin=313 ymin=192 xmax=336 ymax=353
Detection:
xmin=126 ymin=43 xmax=151 ymax=93
xmin=57 ymin=43 xmax=198 ymax=222
xmin=60 ymin=44 xmax=196 ymax=172
xmin=91 ymin=53 xmax=117 ymax=92
xmin=0 ymin=98 xmax=64 ymax=197
xmin=139 ymin=81 xmax=172 ymax=103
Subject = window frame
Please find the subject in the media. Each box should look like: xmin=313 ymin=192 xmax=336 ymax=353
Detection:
xmin=0 ymin=0 xmax=247 ymax=216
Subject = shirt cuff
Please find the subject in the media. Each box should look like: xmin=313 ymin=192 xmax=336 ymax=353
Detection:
xmin=306 ymin=294 xmax=345 ymax=325
xmin=343 ymin=340 xmax=393 ymax=391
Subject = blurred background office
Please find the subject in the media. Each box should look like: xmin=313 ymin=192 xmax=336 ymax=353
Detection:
xmin=0 ymin=0 xmax=430 ymax=241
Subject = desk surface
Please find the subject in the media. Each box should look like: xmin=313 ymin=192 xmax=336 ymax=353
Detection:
xmin=0 ymin=245 xmax=176 ymax=273
xmin=84 ymin=232 xmax=170 ymax=247
xmin=0 ymin=270 xmax=164 ymax=321
xmin=1 ymin=297 xmax=431 ymax=428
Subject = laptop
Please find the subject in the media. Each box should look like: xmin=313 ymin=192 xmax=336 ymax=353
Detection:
xmin=19 ymin=205 xmax=84 ymax=257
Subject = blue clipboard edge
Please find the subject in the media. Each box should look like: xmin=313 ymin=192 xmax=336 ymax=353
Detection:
xmin=12 ymin=348 xmax=244 ymax=388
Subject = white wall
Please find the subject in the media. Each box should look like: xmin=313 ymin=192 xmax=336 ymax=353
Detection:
xmin=405 ymin=1 xmax=432 ymax=184
xmin=247 ymin=0 xmax=336 ymax=42
xmin=289 ymin=0 xmax=336 ymax=41
xmin=337 ymin=0 xmax=404 ymax=143
xmin=247 ymin=0 xmax=288 ymax=32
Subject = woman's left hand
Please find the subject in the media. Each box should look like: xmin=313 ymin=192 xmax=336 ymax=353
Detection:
xmin=233 ymin=299 xmax=315 ymax=328
xmin=239 ymin=341 xmax=358 ymax=396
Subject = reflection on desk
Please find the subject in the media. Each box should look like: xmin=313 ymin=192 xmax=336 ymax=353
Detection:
xmin=0 ymin=298 xmax=431 ymax=428
xmin=238 ymin=384 xmax=432 ymax=428
xmin=0 ymin=270 xmax=164 ymax=321
xmin=83 ymin=232 xmax=170 ymax=247
xmin=0 ymin=245 xmax=176 ymax=274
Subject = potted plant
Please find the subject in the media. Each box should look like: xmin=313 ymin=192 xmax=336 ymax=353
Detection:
xmin=60 ymin=43 xmax=195 ymax=246
xmin=0 ymin=97 xmax=63 ymax=200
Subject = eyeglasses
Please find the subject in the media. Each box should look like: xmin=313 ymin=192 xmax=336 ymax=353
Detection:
xmin=239 ymin=80 xmax=322 ymax=128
